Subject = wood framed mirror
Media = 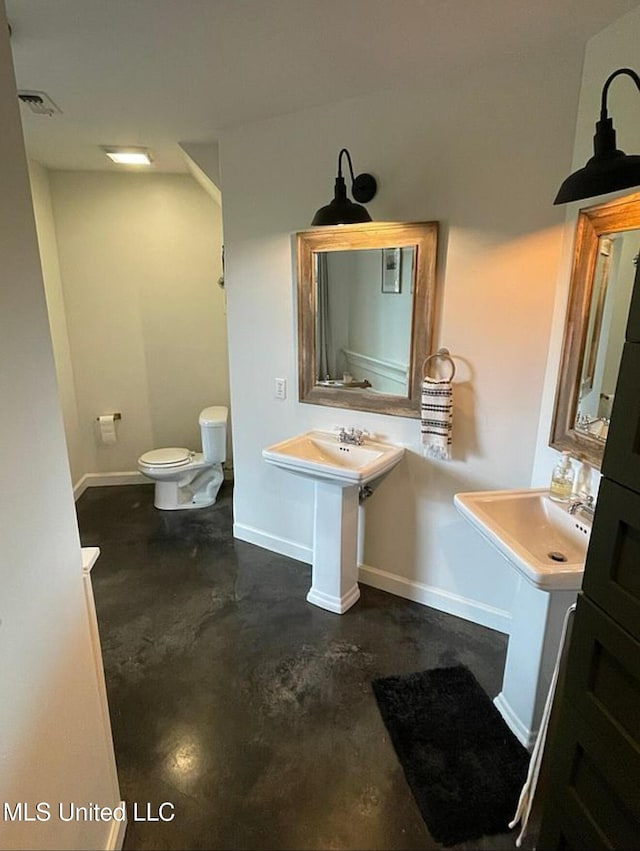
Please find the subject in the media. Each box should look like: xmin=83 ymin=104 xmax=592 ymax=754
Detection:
xmin=296 ymin=221 xmax=439 ymax=418
xmin=550 ymin=192 xmax=640 ymax=467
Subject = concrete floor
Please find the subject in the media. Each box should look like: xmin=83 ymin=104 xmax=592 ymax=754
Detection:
xmin=79 ymin=482 xmax=527 ymax=850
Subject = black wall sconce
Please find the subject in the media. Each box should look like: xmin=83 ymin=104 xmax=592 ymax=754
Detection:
xmin=311 ymin=148 xmax=377 ymax=225
xmin=555 ymin=67 xmax=640 ymax=204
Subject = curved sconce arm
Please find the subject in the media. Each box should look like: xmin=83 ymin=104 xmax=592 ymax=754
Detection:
xmin=600 ymin=67 xmax=640 ymax=120
xmin=311 ymin=147 xmax=378 ymax=225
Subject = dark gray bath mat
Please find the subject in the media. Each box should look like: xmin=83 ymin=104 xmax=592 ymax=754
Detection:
xmin=372 ymin=664 xmax=530 ymax=846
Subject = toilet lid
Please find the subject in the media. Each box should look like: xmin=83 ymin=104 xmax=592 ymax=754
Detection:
xmin=139 ymin=447 xmax=191 ymax=467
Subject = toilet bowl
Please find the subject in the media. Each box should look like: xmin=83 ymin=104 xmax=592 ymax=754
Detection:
xmin=138 ymin=406 xmax=228 ymax=510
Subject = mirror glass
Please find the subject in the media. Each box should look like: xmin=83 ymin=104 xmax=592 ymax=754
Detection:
xmin=575 ymin=231 xmax=638 ymax=443
xmin=297 ymin=222 xmax=439 ymax=418
xmin=551 ymin=192 xmax=640 ymax=467
xmin=314 ymin=246 xmax=415 ymax=395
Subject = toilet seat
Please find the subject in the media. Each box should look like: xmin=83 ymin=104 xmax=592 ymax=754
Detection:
xmin=139 ymin=447 xmax=192 ymax=468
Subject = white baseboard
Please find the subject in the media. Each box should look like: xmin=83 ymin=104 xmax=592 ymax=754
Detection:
xmin=102 ymin=803 xmax=127 ymax=849
xmin=231 ymin=524 xmax=511 ymax=634
xmin=233 ymin=522 xmax=312 ymax=564
xmin=75 ymin=469 xmax=235 ymax=501
xmin=358 ymin=563 xmax=511 ymax=635
xmin=74 ymin=471 xmax=148 ymax=501
xmin=307 ymin=583 xmax=360 ymax=614
xmin=494 ymin=692 xmax=537 ymax=749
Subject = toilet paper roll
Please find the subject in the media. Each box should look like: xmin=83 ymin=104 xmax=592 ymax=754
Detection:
xmin=98 ymin=414 xmax=118 ymax=445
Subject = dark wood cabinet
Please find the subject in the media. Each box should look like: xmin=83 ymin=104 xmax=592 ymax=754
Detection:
xmin=581 ymin=477 xmax=640 ymax=643
xmin=627 ymin=267 xmax=640 ymax=342
xmin=563 ymin=595 xmax=640 ymax=751
xmin=539 ymin=276 xmax=640 ymax=847
xmin=539 ymin=594 xmax=640 ymax=848
xmin=601 ymin=344 xmax=640 ymax=492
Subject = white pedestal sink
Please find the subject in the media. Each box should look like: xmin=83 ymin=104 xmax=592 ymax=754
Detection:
xmin=263 ymin=431 xmax=404 ymax=614
xmin=454 ymin=488 xmax=592 ymax=747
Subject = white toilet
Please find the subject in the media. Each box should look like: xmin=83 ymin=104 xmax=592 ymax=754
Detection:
xmin=138 ymin=406 xmax=228 ymax=510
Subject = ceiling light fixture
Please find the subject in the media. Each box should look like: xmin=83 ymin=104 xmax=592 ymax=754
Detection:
xmin=555 ymin=67 xmax=640 ymax=205
xmin=311 ymin=148 xmax=377 ymax=226
xmin=102 ymin=146 xmax=153 ymax=166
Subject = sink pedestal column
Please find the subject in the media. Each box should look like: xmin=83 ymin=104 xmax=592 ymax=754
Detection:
xmin=494 ymin=576 xmax=577 ymax=748
xmin=307 ymin=481 xmax=361 ymax=614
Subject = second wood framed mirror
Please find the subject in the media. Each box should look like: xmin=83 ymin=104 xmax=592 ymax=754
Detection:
xmin=551 ymin=192 xmax=640 ymax=468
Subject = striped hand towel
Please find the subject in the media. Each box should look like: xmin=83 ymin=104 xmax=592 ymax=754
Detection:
xmin=421 ymin=377 xmax=453 ymax=460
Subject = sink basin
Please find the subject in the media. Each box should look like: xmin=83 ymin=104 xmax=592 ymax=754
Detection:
xmin=263 ymin=430 xmax=404 ymax=486
xmin=454 ymin=488 xmax=592 ymax=590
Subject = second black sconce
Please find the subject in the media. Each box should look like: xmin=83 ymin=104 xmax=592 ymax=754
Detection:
xmin=555 ymin=67 xmax=640 ymax=204
xmin=311 ymin=148 xmax=377 ymax=225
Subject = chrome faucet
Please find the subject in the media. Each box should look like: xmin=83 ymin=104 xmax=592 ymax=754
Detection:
xmin=568 ymin=493 xmax=595 ymax=518
xmin=337 ymin=426 xmax=369 ymax=445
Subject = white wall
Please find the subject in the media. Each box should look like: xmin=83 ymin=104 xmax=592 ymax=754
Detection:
xmin=0 ymin=3 xmax=121 ymax=847
xmin=531 ymin=3 xmax=640 ymax=490
xmin=219 ymin=47 xmax=584 ymax=632
xmin=47 ymin=171 xmax=228 ymax=479
xmin=28 ymin=160 xmax=86 ymax=484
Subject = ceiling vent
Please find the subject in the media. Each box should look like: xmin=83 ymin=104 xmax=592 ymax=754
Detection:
xmin=17 ymin=90 xmax=61 ymax=116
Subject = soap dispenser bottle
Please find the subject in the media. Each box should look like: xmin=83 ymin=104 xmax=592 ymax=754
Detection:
xmin=549 ymin=452 xmax=575 ymax=502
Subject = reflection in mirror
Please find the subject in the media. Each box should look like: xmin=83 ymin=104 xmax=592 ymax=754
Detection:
xmin=576 ymin=231 xmax=638 ymax=443
xmin=551 ymin=192 xmax=640 ymax=468
xmin=315 ymin=247 xmax=415 ymax=394
xmin=297 ymin=222 xmax=439 ymax=418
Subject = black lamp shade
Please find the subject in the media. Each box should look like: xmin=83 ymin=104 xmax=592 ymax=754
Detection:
xmin=311 ymin=175 xmax=373 ymax=226
xmin=554 ymin=150 xmax=640 ymax=204
xmin=311 ymin=200 xmax=372 ymax=226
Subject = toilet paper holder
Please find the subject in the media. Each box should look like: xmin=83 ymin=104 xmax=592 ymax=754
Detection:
xmin=96 ymin=412 xmax=122 ymax=421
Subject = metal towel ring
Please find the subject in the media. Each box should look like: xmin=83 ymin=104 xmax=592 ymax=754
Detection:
xmin=421 ymin=347 xmax=456 ymax=381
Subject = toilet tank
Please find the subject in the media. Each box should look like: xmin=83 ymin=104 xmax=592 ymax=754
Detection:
xmin=199 ymin=406 xmax=228 ymax=463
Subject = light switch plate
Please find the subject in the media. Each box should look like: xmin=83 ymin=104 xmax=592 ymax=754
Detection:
xmin=275 ymin=378 xmax=287 ymax=400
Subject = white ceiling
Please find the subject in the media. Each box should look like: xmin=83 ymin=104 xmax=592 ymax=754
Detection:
xmin=6 ymin=0 xmax=639 ymax=173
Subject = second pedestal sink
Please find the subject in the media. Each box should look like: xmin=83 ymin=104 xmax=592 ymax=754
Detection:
xmin=454 ymin=487 xmax=593 ymax=747
xmin=263 ymin=430 xmax=405 ymax=613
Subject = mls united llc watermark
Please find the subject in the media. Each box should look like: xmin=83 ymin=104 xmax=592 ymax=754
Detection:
xmin=3 ymin=802 xmax=175 ymax=823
